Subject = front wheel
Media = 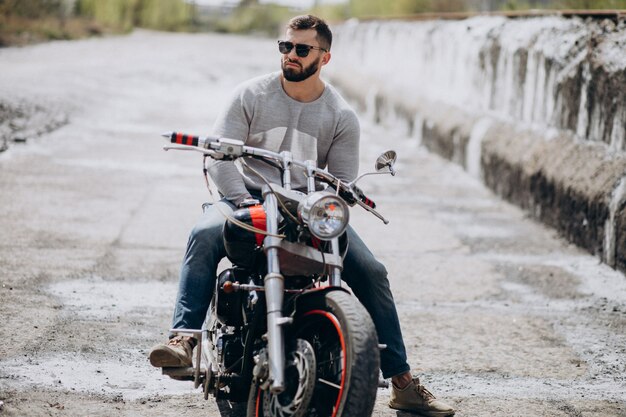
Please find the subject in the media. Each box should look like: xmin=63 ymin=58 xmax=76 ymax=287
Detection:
xmin=247 ymin=290 xmax=380 ymax=417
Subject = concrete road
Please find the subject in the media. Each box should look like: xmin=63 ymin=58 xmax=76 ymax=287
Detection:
xmin=0 ymin=30 xmax=624 ymax=417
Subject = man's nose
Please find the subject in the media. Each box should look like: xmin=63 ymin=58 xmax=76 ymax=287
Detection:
xmin=287 ymin=48 xmax=300 ymax=59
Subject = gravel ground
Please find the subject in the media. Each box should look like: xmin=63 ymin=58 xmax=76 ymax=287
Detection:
xmin=0 ymin=30 xmax=625 ymax=417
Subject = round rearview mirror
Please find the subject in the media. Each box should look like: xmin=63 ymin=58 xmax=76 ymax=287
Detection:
xmin=375 ymin=150 xmax=397 ymax=172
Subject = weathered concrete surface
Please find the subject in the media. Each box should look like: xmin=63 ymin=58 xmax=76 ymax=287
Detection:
xmin=1 ymin=30 xmax=625 ymax=417
xmin=481 ymin=123 xmax=626 ymax=257
xmin=0 ymin=100 xmax=68 ymax=152
xmin=330 ymin=17 xmax=626 ymax=149
xmin=327 ymin=16 xmax=626 ymax=274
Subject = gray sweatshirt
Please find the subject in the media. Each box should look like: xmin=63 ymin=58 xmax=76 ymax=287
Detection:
xmin=208 ymin=72 xmax=360 ymax=205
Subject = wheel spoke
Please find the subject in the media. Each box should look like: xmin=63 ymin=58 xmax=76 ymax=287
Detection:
xmin=317 ymin=378 xmax=341 ymax=389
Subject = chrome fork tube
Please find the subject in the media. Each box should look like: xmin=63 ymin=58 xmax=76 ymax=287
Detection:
xmin=305 ymin=160 xmax=316 ymax=193
xmin=281 ymin=151 xmax=293 ymax=191
xmin=329 ymin=237 xmax=342 ymax=287
xmin=262 ymin=187 xmax=286 ymax=393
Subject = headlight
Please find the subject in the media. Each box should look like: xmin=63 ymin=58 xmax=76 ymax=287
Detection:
xmin=298 ymin=192 xmax=349 ymax=240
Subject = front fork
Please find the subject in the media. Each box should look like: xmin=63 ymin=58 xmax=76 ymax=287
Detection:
xmin=262 ymin=189 xmax=288 ymax=393
xmin=261 ymin=186 xmax=343 ymax=394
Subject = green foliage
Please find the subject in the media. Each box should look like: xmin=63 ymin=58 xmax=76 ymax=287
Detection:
xmin=4 ymin=0 xmax=626 ymax=47
xmin=499 ymin=0 xmax=536 ymax=10
xmin=498 ymin=0 xmax=626 ymax=9
xmin=308 ymin=3 xmax=352 ymax=21
xmin=0 ymin=0 xmax=63 ymax=19
xmin=74 ymin=0 xmax=192 ymax=32
xmin=0 ymin=0 xmax=194 ymax=46
xmin=347 ymin=0 xmax=469 ymax=17
xmin=74 ymin=0 xmax=137 ymax=31
xmin=345 ymin=0 xmax=626 ymax=16
xmin=134 ymin=0 xmax=193 ymax=31
xmin=555 ymin=0 xmax=626 ymax=7
xmin=208 ymin=3 xmax=292 ymax=36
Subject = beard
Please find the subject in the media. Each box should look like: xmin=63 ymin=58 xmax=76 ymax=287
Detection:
xmin=282 ymin=57 xmax=320 ymax=82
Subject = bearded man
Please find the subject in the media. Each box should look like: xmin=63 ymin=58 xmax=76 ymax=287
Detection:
xmin=149 ymin=14 xmax=455 ymax=417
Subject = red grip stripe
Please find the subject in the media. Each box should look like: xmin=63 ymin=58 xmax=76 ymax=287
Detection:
xmin=249 ymin=205 xmax=266 ymax=246
xmin=362 ymin=197 xmax=376 ymax=209
xmin=172 ymin=133 xmax=198 ymax=146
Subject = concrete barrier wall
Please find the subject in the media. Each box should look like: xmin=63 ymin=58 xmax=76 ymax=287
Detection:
xmin=326 ymin=16 xmax=626 ymax=273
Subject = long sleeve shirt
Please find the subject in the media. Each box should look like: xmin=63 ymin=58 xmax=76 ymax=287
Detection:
xmin=208 ymin=72 xmax=360 ymax=205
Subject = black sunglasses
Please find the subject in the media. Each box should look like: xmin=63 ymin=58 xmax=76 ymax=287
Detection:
xmin=278 ymin=40 xmax=327 ymax=58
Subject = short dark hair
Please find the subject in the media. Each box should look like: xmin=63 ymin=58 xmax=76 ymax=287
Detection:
xmin=287 ymin=15 xmax=332 ymax=51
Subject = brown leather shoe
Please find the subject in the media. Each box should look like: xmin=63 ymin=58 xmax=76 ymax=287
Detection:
xmin=148 ymin=336 xmax=194 ymax=368
xmin=389 ymin=377 xmax=455 ymax=416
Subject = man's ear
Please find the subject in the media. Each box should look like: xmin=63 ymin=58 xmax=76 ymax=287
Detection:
xmin=321 ymin=52 xmax=331 ymax=66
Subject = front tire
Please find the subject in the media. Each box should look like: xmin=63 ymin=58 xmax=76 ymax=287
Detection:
xmin=247 ymin=290 xmax=380 ymax=417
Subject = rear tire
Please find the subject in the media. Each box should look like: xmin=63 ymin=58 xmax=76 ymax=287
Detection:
xmin=247 ymin=290 xmax=380 ymax=417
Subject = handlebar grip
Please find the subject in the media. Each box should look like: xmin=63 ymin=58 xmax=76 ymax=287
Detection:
xmin=352 ymin=185 xmax=376 ymax=209
xmin=359 ymin=194 xmax=377 ymax=209
xmin=164 ymin=131 xmax=220 ymax=149
xmin=169 ymin=132 xmax=200 ymax=147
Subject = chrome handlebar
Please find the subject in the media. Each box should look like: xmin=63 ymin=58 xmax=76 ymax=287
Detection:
xmin=162 ymin=132 xmax=390 ymax=224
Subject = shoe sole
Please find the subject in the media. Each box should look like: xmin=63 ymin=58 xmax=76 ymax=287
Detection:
xmin=388 ymin=404 xmax=455 ymax=417
xmin=149 ymin=348 xmax=192 ymax=368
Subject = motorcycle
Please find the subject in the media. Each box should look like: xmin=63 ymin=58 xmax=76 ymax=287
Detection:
xmin=160 ymin=131 xmax=397 ymax=417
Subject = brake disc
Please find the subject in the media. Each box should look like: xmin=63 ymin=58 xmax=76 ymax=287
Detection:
xmin=263 ymin=338 xmax=316 ymax=417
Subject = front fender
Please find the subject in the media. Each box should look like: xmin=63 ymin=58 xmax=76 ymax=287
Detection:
xmin=292 ymin=286 xmax=352 ymax=318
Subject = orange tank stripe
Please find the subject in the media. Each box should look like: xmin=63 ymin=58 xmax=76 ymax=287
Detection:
xmin=249 ymin=205 xmax=266 ymax=246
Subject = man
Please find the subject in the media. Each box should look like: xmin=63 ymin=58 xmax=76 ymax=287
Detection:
xmin=149 ymin=14 xmax=455 ymax=417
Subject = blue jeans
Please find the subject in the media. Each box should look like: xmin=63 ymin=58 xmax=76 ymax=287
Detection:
xmin=171 ymin=199 xmax=410 ymax=379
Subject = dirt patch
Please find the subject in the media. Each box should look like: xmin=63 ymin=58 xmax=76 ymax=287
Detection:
xmin=0 ymin=99 xmax=68 ymax=152
xmin=497 ymin=264 xmax=584 ymax=300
